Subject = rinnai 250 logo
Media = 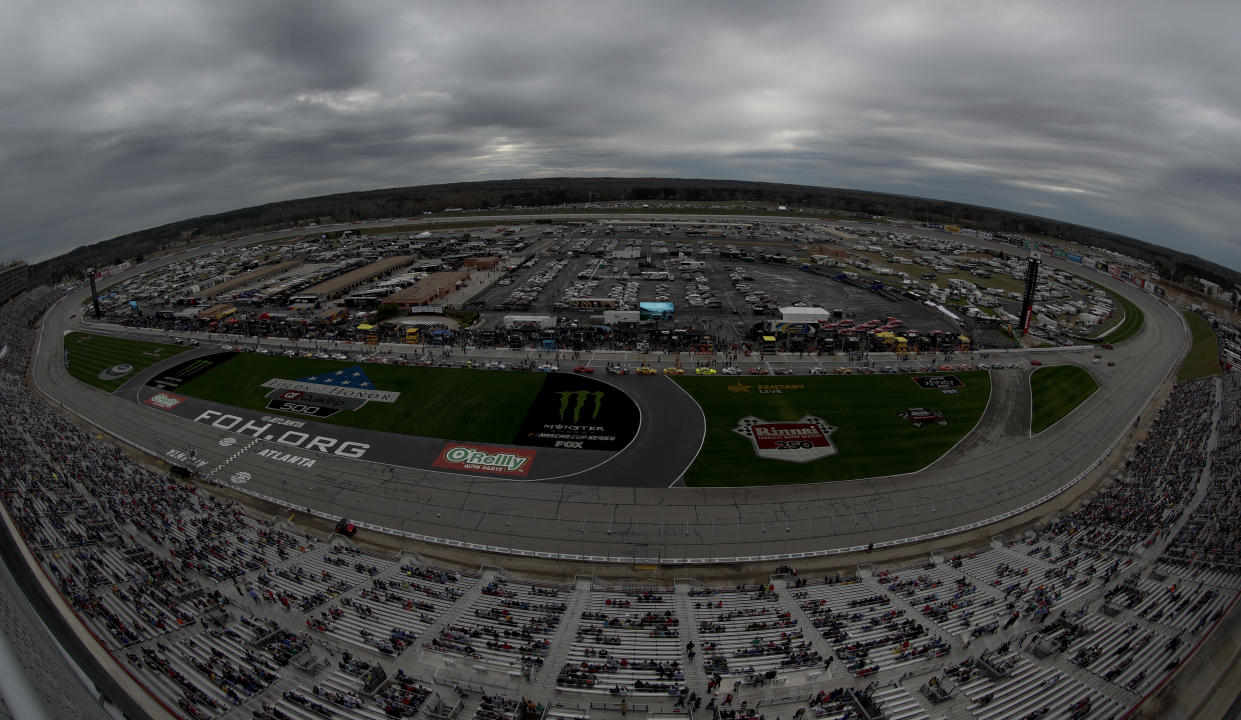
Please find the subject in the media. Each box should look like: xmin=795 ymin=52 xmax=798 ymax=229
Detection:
xmin=733 ymin=415 xmax=838 ymax=463
xmin=432 ymin=444 xmax=536 ymax=477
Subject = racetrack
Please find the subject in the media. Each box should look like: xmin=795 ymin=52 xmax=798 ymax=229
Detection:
xmin=30 ymin=214 xmax=1189 ymax=564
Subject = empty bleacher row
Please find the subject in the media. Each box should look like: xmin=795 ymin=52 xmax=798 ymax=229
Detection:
xmin=125 ymin=616 xmax=298 ymax=718
xmin=692 ymin=584 xmax=822 ymax=680
xmin=307 ymin=561 xmax=477 ymax=657
xmin=793 ymin=576 xmax=949 ymax=678
xmin=425 ymin=577 xmax=566 ymax=676
xmin=557 ymin=588 xmax=685 ymax=695
xmin=878 ymin=553 xmax=1012 ymax=640
xmin=955 ymin=651 xmax=1125 ymax=720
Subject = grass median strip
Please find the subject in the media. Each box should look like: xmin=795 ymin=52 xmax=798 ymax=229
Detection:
xmin=675 ymin=371 xmax=991 ymax=486
xmin=1178 ymin=311 xmax=1222 ymax=381
xmin=1030 ymin=365 xmax=1098 ymax=434
xmin=64 ymin=332 xmax=190 ymax=392
xmin=172 ymin=353 xmax=548 ymax=443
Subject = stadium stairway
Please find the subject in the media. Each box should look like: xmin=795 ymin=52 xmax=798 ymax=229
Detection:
xmin=673 ymin=578 xmax=711 ymax=691
xmin=537 ymin=577 xmax=593 ymax=684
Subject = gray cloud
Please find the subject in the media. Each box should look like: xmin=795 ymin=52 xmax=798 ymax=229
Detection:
xmin=2 ymin=0 xmax=1240 ymax=273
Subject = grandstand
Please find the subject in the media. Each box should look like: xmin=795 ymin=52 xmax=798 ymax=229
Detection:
xmin=1 ymin=286 xmax=1240 ymax=719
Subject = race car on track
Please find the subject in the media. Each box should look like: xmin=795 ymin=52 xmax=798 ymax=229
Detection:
xmin=772 ymin=367 xmax=794 ymax=375
xmin=607 ymin=366 xmax=628 ymax=375
xmin=486 ymin=361 xmax=506 ymax=370
xmin=663 ymin=366 xmax=685 ymax=375
xmin=809 ymin=366 xmax=827 ymax=375
xmin=536 ymin=363 xmax=560 ymax=372
xmin=573 ymin=365 xmax=594 ymax=374
xmin=1030 ymin=359 xmax=1042 ymax=366
xmin=636 ymin=366 xmax=657 ymax=375
xmin=695 ymin=367 xmax=717 ymax=375
xmin=721 ymin=366 xmax=742 ymax=375
xmin=748 ymin=367 xmax=770 ymax=375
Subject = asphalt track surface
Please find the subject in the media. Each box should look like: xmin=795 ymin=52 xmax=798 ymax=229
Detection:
xmin=128 ymin=362 xmax=701 ymax=486
xmin=32 ymin=215 xmax=1189 ymax=563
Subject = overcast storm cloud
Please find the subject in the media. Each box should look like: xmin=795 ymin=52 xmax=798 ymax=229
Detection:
xmin=2 ymin=0 xmax=1241 ymax=272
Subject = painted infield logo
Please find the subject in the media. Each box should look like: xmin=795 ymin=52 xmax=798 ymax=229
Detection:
xmin=558 ymin=390 xmax=604 ymax=424
xmin=912 ymin=375 xmax=964 ymax=389
xmin=260 ymin=365 xmax=400 ymax=418
xmin=433 ymin=444 xmax=537 ymax=477
xmin=514 ymin=373 xmax=639 ymax=451
xmin=145 ymin=391 xmax=186 ymax=410
xmin=99 ymin=363 xmax=134 ymax=381
xmin=733 ymin=415 xmax=838 ymax=463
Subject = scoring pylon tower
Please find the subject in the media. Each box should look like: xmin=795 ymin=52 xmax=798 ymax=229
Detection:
xmin=1019 ymin=252 xmax=1040 ymax=336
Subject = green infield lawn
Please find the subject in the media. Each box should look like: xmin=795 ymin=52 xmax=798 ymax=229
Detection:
xmin=675 ymin=371 xmax=991 ymax=486
xmin=1030 ymin=365 xmax=1098 ymax=434
xmin=64 ymin=332 xmax=190 ymax=392
xmin=1086 ymin=281 xmax=1144 ymax=344
xmin=1177 ymin=311 xmax=1222 ymax=381
xmin=173 ymin=353 xmax=548 ymax=443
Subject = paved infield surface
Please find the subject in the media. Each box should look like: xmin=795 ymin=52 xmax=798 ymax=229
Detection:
xmin=32 ymin=214 xmax=1188 ymax=562
xmin=130 ymin=366 xmax=702 ymax=487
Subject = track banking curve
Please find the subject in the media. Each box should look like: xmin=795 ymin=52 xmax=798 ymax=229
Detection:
xmin=32 ymin=215 xmax=1188 ymax=564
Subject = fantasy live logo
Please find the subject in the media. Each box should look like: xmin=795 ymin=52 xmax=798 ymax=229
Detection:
xmin=733 ymin=415 xmax=838 ymax=463
xmin=432 ymin=444 xmax=537 ymax=477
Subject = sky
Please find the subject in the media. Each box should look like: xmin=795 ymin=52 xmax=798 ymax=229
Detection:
xmin=2 ymin=0 xmax=1240 ymax=274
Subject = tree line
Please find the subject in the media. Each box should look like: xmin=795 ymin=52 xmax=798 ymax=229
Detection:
xmin=31 ymin=177 xmax=1240 ymax=292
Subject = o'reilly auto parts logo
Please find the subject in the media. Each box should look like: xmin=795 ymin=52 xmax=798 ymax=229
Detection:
xmin=432 ymin=444 xmax=537 ymax=477
xmin=733 ymin=415 xmax=838 ymax=463
xmin=144 ymin=391 xmax=186 ymax=410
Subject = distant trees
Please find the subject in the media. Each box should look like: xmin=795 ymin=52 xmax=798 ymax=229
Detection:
xmin=29 ymin=177 xmax=1240 ymax=291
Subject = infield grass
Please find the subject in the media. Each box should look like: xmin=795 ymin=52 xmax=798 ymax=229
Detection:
xmin=1178 ymin=311 xmax=1222 ymax=381
xmin=675 ymin=371 xmax=991 ymax=486
xmin=1086 ymin=282 xmax=1144 ymax=344
xmin=173 ymin=353 xmax=547 ymax=442
xmin=1030 ymin=365 xmax=1098 ymax=434
xmin=64 ymin=332 xmax=190 ymax=392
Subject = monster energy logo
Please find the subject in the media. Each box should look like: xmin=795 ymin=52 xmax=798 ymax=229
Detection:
xmin=177 ymin=359 xmax=213 ymax=377
xmin=557 ymin=390 xmax=604 ymax=424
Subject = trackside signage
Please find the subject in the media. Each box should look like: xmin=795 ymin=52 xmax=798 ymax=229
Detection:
xmin=733 ymin=415 xmax=838 ymax=463
xmin=432 ymin=444 xmax=537 ymax=477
